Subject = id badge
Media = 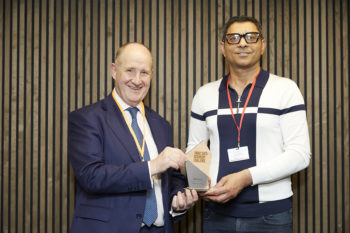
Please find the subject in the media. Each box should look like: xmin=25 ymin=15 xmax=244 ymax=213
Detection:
xmin=227 ymin=146 xmax=249 ymax=162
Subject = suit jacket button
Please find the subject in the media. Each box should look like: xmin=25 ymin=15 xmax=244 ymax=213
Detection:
xmin=136 ymin=214 xmax=142 ymax=219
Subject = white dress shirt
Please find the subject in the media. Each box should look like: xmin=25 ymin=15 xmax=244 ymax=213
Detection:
xmin=113 ymin=89 xmax=165 ymax=226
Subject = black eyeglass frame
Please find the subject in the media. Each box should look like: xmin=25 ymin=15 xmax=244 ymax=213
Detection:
xmin=224 ymin=32 xmax=262 ymax=44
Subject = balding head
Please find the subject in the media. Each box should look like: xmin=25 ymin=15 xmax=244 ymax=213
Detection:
xmin=115 ymin=42 xmax=153 ymax=67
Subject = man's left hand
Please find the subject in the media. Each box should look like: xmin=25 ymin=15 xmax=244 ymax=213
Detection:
xmin=201 ymin=169 xmax=252 ymax=203
xmin=171 ymin=189 xmax=198 ymax=212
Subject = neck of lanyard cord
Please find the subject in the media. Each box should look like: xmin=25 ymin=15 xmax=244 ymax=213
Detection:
xmin=226 ymin=69 xmax=260 ymax=148
xmin=112 ymin=91 xmax=146 ymax=160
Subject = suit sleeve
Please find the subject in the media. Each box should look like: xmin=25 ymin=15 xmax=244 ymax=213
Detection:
xmin=163 ymin=122 xmax=188 ymax=221
xmin=167 ymin=125 xmax=187 ymax=197
xmin=68 ymin=110 xmax=152 ymax=195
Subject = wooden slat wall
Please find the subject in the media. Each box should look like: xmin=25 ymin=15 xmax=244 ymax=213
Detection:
xmin=0 ymin=0 xmax=349 ymax=233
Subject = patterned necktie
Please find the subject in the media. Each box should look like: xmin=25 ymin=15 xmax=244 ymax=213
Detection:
xmin=126 ymin=107 xmax=158 ymax=227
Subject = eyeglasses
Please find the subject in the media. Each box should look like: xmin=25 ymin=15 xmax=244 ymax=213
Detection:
xmin=224 ymin=32 xmax=262 ymax=44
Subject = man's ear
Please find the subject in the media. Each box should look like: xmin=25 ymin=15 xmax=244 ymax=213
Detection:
xmin=220 ymin=41 xmax=226 ymax=58
xmin=260 ymin=39 xmax=266 ymax=55
xmin=111 ymin=63 xmax=117 ymax=79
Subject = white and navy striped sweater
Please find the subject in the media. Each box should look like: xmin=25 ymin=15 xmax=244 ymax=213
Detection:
xmin=187 ymin=69 xmax=311 ymax=217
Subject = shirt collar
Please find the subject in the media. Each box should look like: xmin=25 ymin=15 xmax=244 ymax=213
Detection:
xmin=218 ymin=68 xmax=269 ymax=92
xmin=113 ymin=88 xmax=143 ymax=113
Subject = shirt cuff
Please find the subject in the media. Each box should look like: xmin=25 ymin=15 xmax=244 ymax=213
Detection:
xmin=169 ymin=207 xmax=186 ymax=217
xmin=147 ymin=161 xmax=154 ymax=187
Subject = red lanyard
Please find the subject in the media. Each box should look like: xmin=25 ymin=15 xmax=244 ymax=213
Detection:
xmin=226 ymin=70 xmax=260 ymax=148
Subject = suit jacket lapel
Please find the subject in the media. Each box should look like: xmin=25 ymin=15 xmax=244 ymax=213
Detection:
xmin=105 ymin=94 xmax=141 ymax=162
xmin=145 ymin=109 xmax=167 ymax=153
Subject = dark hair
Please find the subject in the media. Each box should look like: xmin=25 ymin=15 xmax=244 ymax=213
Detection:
xmin=222 ymin=16 xmax=263 ymax=41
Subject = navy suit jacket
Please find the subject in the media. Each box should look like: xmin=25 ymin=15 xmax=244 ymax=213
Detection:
xmin=68 ymin=94 xmax=186 ymax=233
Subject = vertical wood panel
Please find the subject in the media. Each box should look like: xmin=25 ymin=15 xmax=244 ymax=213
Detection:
xmin=319 ymin=1 xmax=328 ymax=231
xmin=0 ymin=0 xmax=349 ymax=232
xmin=0 ymin=0 xmax=3 ymax=227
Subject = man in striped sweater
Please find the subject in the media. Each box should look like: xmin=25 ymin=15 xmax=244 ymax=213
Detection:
xmin=186 ymin=16 xmax=310 ymax=233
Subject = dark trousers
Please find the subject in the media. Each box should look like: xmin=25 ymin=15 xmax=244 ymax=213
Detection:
xmin=203 ymin=207 xmax=293 ymax=233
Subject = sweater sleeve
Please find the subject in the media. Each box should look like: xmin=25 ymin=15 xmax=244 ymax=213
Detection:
xmin=186 ymin=87 xmax=210 ymax=153
xmin=249 ymin=80 xmax=311 ymax=185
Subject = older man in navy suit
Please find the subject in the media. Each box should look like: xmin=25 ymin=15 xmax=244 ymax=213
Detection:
xmin=68 ymin=42 xmax=198 ymax=233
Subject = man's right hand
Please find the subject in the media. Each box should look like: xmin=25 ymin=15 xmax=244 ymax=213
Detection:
xmin=150 ymin=147 xmax=187 ymax=175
